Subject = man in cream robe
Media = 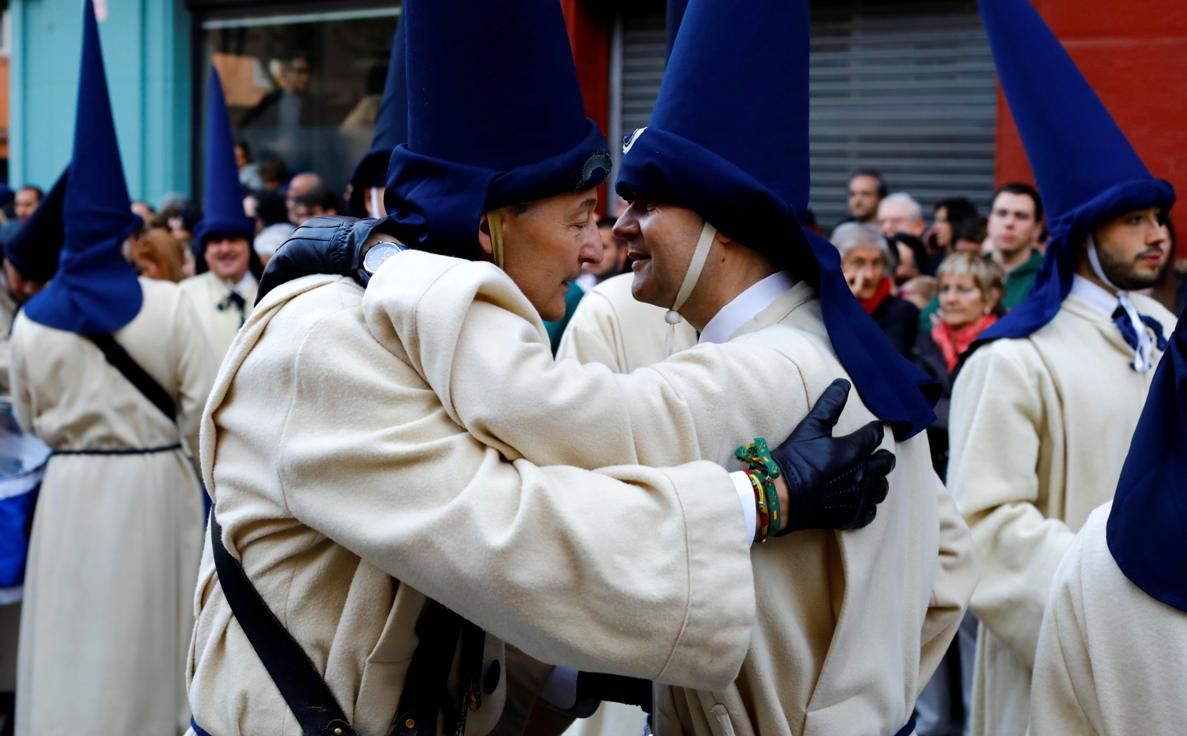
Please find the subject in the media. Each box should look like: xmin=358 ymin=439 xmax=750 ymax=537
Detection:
xmin=948 ymin=1 xmax=1178 ymax=733
xmin=179 ymin=246 xmax=257 ymax=361
xmin=1028 ymin=311 xmax=1187 ymax=736
xmin=360 ymin=247 xmax=977 ymax=735
xmin=13 ymin=5 xmax=216 ymax=731
xmin=948 ymin=283 xmax=1172 ymax=736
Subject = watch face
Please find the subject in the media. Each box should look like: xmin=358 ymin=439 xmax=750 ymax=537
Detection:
xmin=364 ymin=241 xmax=406 ymax=275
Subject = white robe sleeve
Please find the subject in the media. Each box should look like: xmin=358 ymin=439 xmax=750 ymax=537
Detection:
xmin=948 ymin=343 xmax=1075 ymax=667
xmin=272 ymin=312 xmax=756 ymax=691
xmin=362 ymin=252 xmax=816 ymax=471
xmin=170 ymin=288 xmax=218 ymax=455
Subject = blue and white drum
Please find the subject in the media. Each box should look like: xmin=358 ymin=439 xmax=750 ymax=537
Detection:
xmin=0 ymin=400 xmax=50 ymax=604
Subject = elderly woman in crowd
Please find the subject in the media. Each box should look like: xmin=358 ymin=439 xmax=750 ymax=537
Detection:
xmin=833 ymin=221 xmax=919 ymax=356
xmin=913 ymin=252 xmax=1004 ymax=475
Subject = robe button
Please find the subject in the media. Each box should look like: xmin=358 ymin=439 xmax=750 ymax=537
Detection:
xmin=483 ymin=659 xmax=501 ymax=694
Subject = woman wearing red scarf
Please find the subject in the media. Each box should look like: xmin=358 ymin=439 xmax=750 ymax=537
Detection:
xmin=914 ymin=252 xmax=1004 ymax=475
xmin=833 ymin=222 xmax=920 ymax=356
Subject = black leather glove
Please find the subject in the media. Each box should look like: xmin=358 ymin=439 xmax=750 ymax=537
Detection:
xmin=257 ymin=216 xmax=397 ymax=302
xmin=772 ymin=378 xmax=895 ymax=533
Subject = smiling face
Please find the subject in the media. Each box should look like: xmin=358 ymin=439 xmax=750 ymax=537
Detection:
xmin=494 ymin=188 xmax=602 ymax=322
xmin=613 ymin=198 xmax=705 ymax=308
xmin=204 ymin=236 xmax=251 ymax=284
xmin=1090 ymin=207 xmax=1171 ymax=291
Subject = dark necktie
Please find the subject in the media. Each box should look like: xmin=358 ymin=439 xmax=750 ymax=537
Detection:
xmin=1112 ymin=306 xmax=1168 ymax=354
xmin=219 ymin=290 xmax=247 ymax=327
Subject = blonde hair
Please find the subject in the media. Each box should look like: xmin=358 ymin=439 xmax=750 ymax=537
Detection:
xmin=130 ymin=227 xmax=186 ymax=283
xmin=936 ymin=252 xmax=1004 ymax=304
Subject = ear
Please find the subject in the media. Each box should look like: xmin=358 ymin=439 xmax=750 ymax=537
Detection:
xmin=477 ymin=213 xmax=494 ymax=259
xmin=988 ymin=286 xmax=1004 ymax=309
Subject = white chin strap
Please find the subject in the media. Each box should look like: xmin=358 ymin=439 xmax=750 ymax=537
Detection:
xmin=666 ymin=222 xmax=717 ymax=325
xmin=369 ymin=188 xmax=384 ymax=219
xmin=1087 ymin=235 xmax=1154 ymax=372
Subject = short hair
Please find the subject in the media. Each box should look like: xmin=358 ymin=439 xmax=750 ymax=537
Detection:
xmin=597 ymin=215 xmax=617 ymax=229
xmin=131 ymin=227 xmax=186 ymax=283
xmin=831 ymin=222 xmax=891 ymax=263
xmin=935 ymin=197 xmax=978 ymax=225
xmin=849 ymin=169 xmax=888 ymax=198
xmin=937 ymin=252 xmax=1005 ymax=303
xmin=993 ymin=182 xmax=1044 ymax=223
xmin=955 ymin=216 xmax=988 ymax=244
xmin=17 ymin=185 xmax=44 ymax=200
xmin=880 ymin=192 xmax=924 ymax=221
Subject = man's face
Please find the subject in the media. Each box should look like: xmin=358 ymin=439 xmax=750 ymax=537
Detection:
xmin=848 ymin=176 xmax=882 ymax=223
xmin=583 ymin=225 xmax=625 ymax=278
xmin=614 ymin=199 xmax=706 ymax=308
xmin=205 ymin=236 xmax=251 ymax=283
xmin=14 ymin=189 xmax=40 ymax=222
xmin=1091 ymin=208 xmax=1170 ymax=291
xmin=498 ymin=188 xmax=601 ymax=322
xmin=988 ymin=191 xmax=1041 ymax=257
xmin=3 ymin=260 xmax=44 ymax=304
xmin=877 ymin=200 xmax=925 ymax=239
xmin=281 ymin=57 xmax=313 ymax=94
xmin=840 ymin=245 xmax=886 ymax=301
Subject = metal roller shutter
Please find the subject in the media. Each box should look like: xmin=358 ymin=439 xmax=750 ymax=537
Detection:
xmin=810 ymin=0 xmax=997 ymax=229
xmin=612 ymin=0 xmax=997 ymax=229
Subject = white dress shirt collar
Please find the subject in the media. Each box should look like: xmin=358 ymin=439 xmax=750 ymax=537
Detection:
xmin=1069 ymin=274 xmax=1119 ymax=317
xmin=700 ymin=271 xmax=797 ymax=345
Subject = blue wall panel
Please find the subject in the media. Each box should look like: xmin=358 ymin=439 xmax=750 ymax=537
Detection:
xmin=11 ymin=0 xmax=193 ymax=203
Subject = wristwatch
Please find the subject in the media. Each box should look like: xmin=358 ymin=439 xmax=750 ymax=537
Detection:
xmin=358 ymin=240 xmax=407 ymax=286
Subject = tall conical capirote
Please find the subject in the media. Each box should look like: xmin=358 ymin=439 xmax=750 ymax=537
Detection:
xmin=25 ymin=0 xmax=142 ymax=335
xmin=348 ymin=20 xmax=409 ymax=217
xmin=616 ymin=0 xmax=938 ymax=440
xmin=974 ymin=0 xmax=1174 ymax=347
xmin=5 ymin=166 xmax=70 ymax=284
xmin=666 ymin=0 xmax=688 ymax=60
xmin=1107 ymin=315 xmax=1187 ymax=612
xmin=195 ymin=66 xmax=256 ymax=250
xmin=383 ymin=0 xmax=611 ymax=259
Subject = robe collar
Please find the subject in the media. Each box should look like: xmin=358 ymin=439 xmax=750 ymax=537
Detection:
xmin=700 ymin=270 xmax=796 ymax=345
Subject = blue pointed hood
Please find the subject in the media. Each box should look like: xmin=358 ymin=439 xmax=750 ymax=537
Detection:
xmin=975 ymin=0 xmax=1174 ymax=346
xmin=666 ymin=0 xmax=688 ymax=60
xmin=616 ymin=0 xmax=937 ymax=440
xmin=25 ymin=0 xmax=141 ymax=335
xmin=195 ymin=66 xmax=256 ymax=250
xmin=384 ymin=0 xmax=611 ymax=259
xmin=348 ymin=20 xmax=408 ymax=217
xmin=4 ymin=166 xmax=69 ymax=285
xmin=1107 ymin=316 xmax=1187 ymax=612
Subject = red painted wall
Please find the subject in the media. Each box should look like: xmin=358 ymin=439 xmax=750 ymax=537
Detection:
xmin=995 ymin=0 xmax=1187 ymax=251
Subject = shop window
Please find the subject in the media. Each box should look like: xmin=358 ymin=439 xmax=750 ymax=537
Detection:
xmin=200 ymin=8 xmax=399 ymax=200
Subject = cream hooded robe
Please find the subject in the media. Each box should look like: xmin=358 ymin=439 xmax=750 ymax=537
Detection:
xmin=1027 ymin=502 xmax=1187 ymax=736
xmin=361 ymin=250 xmax=978 ymax=736
xmin=10 ymin=277 xmax=215 ymax=735
xmin=186 ymin=273 xmax=760 ymax=736
xmin=179 ymin=270 xmax=258 ymax=361
xmin=947 ymin=290 xmax=1173 ymax=736
xmin=557 ymin=272 xmax=696 ymax=370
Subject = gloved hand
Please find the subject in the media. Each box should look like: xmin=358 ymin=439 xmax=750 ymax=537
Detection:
xmin=257 ymin=216 xmax=396 ymax=302
xmin=773 ymin=378 xmax=895 ymax=533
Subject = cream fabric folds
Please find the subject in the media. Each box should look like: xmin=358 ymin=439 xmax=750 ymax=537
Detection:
xmin=948 ymin=293 xmax=1173 ymax=736
xmin=360 ymin=250 xmax=978 ymax=736
xmin=1028 ymin=503 xmax=1187 ymax=736
xmin=187 ymin=275 xmax=756 ymax=736
xmin=10 ymin=277 xmax=215 ymax=736
xmin=179 ymin=271 xmax=258 ymax=362
xmin=557 ymin=272 xmax=696 ymax=370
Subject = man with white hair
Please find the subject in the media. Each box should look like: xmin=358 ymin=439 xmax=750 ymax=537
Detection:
xmin=878 ymin=192 xmax=928 ymax=282
xmin=833 ymin=222 xmax=919 ymax=355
